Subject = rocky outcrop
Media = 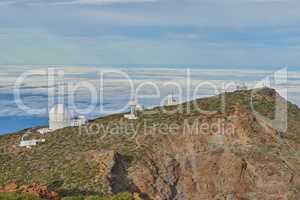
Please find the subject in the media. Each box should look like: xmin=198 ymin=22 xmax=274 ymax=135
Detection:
xmin=0 ymin=183 xmax=60 ymax=200
xmin=20 ymin=183 xmax=60 ymax=200
xmin=128 ymin=105 xmax=300 ymax=200
xmin=0 ymin=182 xmax=18 ymax=192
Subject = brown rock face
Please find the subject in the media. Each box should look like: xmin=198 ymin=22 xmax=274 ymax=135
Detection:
xmin=5 ymin=182 xmax=18 ymax=192
xmin=19 ymin=183 xmax=60 ymax=200
xmin=0 ymin=182 xmax=60 ymax=200
xmin=0 ymin=182 xmax=18 ymax=192
xmin=129 ymin=106 xmax=300 ymax=200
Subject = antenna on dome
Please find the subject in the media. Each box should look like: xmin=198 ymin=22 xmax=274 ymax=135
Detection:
xmin=124 ymin=99 xmax=143 ymax=120
xmin=166 ymin=90 xmax=178 ymax=106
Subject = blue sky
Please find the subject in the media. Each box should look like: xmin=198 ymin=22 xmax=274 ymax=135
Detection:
xmin=1 ymin=0 xmax=300 ymax=66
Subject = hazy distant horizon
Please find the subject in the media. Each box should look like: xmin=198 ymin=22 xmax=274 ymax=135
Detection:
xmin=0 ymin=66 xmax=299 ymax=135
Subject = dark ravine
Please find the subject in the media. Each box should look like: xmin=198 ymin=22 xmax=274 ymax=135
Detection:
xmin=108 ymin=153 xmax=136 ymax=194
xmin=0 ymin=88 xmax=300 ymax=200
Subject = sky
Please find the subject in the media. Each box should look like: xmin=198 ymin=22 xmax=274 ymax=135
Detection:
xmin=1 ymin=0 xmax=300 ymax=66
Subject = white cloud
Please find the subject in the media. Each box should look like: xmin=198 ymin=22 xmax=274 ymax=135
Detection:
xmin=50 ymin=0 xmax=157 ymax=5
xmin=1 ymin=66 xmax=299 ymax=117
xmin=0 ymin=0 xmax=158 ymax=6
xmin=0 ymin=1 xmax=17 ymax=6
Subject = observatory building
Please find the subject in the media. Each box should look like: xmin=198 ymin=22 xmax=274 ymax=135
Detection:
xmin=166 ymin=94 xmax=178 ymax=106
xmin=20 ymin=104 xmax=87 ymax=148
xmin=71 ymin=116 xmax=87 ymax=127
xmin=49 ymin=104 xmax=70 ymax=130
xmin=124 ymin=101 xmax=143 ymax=120
xmin=236 ymin=82 xmax=248 ymax=91
xmin=19 ymin=130 xmax=45 ymax=148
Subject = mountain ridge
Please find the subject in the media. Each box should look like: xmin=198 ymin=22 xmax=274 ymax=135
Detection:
xmin=0 ymin=87 xmax=300 ymax=200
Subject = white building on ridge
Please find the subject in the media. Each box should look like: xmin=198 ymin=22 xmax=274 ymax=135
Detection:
xmin=71 ymin=116 xmax=87 ymax=127
xmin=20 ymin=105 xmax=87 ymax=148
xmin=19 ymin=139 xmax=46 ymax=148
xmin=49 ymin=104 xmax=70 ymax=131
xmin=236 ymin=82 xmax=248 ymax=91
xmin=124 ymin=101 xmax=143 ymax=120
xmin=166 ymin=94 xmax=178 ymax=106
xmin=49 ymin=104 xmax=87 ymax=130
xmin=19 ymin=131 xmax=45 ymax=148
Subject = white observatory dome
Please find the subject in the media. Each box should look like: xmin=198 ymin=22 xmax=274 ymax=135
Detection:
xmin=49 ymin=104 xmax=70 ymax=130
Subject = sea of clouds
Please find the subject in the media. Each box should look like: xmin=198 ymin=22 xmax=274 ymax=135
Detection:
xmin=0 ymin=66 xmax=299 ymax=119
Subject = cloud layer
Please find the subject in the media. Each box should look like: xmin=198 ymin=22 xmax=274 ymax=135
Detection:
xmin=54 ymin=0 xmax=157 ymax=5
xmin=1 ymin=66 xmax=299 ymax=118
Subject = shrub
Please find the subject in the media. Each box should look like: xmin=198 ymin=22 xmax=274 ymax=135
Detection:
xmin=83 ymin=192 xmax=134 ymax=200
xmin=111 ymin=192 xmax=134 ymax=200
xmin=85 ymin=196 xmax=109 ymax=200
xmin=0 ymin=192 xmax=40 ymax=200
xmin=61 ymin=196 xmax=84 ymax=200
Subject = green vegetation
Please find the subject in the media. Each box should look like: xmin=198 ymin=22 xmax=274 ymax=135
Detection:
xmin=59 ymin=192 xmax=134 ymax=200
xmin=84 ymin=192 xmax=134 ymax=200
xmin=0 ymin=192 xmax=40 ymax=200
xmin=0 ymin=192 xmax=134 ymax=200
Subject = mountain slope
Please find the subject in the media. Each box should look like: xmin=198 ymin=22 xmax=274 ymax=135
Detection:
xmin=0 ymin=88 xmax=300 ymax=200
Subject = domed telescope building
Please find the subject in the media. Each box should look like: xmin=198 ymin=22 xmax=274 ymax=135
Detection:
xmin=49 ymin=104 xmax=70 ymax=131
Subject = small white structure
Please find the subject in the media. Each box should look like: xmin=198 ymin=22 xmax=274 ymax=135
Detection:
xmin=236 ymin=82 xmax=248 ymax=91
xmin=19 ymin=139 xmax=45 ymax=148
xmin=45 ymin=104 xmax=88 ymax=131
xmin=124 ymin=101 xmax=139 ymax=120
xmin=37 ymin=128 xmax=51 ymax=134
xmin=135 ymin=104 xmax=144 ymax=112
xmin=19 ymin=133 xmax=45 ymax=148
xmin=217 ymin=87 xmax=226 ymax=94
xmin=71 ymin=116 xmax=87 ymax=127
xmin=49 ymin=104 xmax=70 ymax=131
xmin=19 ymin=140 xmax=37 ymax=148
xmin=165 ymin=94 xmax=178 ymax=106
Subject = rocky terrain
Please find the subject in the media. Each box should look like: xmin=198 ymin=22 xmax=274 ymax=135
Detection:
xmin=0 ymin=182 xmax=59 ymax=200
xmin=0 ymin=88 xmax=299 ymax=200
